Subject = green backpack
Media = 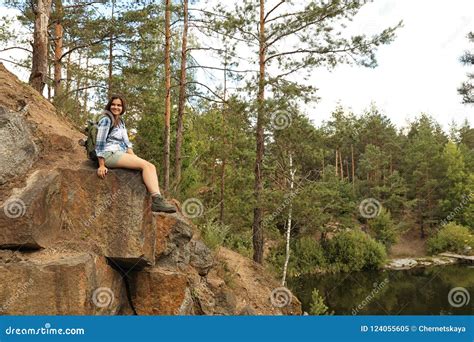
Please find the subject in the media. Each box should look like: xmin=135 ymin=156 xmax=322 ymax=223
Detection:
xmin=81 ymin=112 xmax=114 ymax=162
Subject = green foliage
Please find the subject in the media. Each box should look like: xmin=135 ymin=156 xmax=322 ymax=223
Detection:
xmin=291 ymin=237 xmax=327 ymax=275
xmin=199 ymin=220 xmax=230 ymax=251
xmin=309 ymin=289 xmax=328 ymax=315
xmin=326 ymin=230 xmax=387 ymax=272
xmin=368 ymin=208 xmax=398 ymax=248
xmin=268 ymin=237 xmax=327 ymax=277
xmin=401 ymin=114 xmax=448 ymax=235
xmin=458 ymin=32 xmax=474 ymax=104
xmin=224 ymin=230 xmax=253 ymax=258
xmin=427 ymin=223 xmax=474 ymax=255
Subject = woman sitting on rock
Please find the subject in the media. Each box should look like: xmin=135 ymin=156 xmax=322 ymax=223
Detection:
xmin=95 ymin=95 xmax=176 ymax=213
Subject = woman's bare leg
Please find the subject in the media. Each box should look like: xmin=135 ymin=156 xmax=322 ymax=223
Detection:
xmin=113 ymin=153 xmax=160 ymax=194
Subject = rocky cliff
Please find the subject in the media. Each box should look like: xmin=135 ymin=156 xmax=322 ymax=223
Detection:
xmin=0 ymin=63 xmax=301 ymax=315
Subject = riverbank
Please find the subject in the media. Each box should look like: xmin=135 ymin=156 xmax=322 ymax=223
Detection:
xmin=385 ymin=255 xmax=458 ymax=270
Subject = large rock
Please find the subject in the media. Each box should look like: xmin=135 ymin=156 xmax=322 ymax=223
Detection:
xmin=0 ymin=170 xmax=62 ymax=249
xmin=154 ymin=213 xmax=213 ymax=275
xmin=155 ymin=213 xmax=193 ymax=258
xmin=58 ymin=168 xmax=156 ymax=268
xmin=0 ymin=106 xmax=39 ymax=185
xmin=188 ymin=240 xmax=214 ymax=276
xmin=129 ymin=266 xmax=194 ymax=315
xmin=0 ymin=250 xmax=128 ymax=315
xmin=0 ymin=167 xmax=156 ymax=268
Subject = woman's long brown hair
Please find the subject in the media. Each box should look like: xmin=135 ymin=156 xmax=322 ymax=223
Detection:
xmin=105 ymin=95 xmax=127 ymax=127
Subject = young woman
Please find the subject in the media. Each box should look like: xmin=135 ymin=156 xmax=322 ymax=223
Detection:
xmin=95 ymin=95 xmax=176 ymax=213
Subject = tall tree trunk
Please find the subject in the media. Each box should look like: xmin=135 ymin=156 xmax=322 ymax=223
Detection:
xmin=339 ymin=149 xmax=343 ymax=180
xmin=29 ymin=0 xmax=53 ymax=94
xmin=53 ymin=0 xmax=63 ymax=98
xmin=335 ymin=149 xmax=339 ymax=177
xmin=107 ymin=0 xmax=115 ymax=97
xmin=345 ymin=159 xmax=349 ymax=181
xmin=163 ymin=0 xmax=172 ymax=192
xmin=174 ymin=0 xmax=189 ymax=193
xmin=252 ymin=0 xmax=265 ymax=264
xmin=282 ymin=153 xmax=295 ymax=286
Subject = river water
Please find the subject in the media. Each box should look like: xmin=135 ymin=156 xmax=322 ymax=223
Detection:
xmin=288 ymin=264 xmax=474 ymax=315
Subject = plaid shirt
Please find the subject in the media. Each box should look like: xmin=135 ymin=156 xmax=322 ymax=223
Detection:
xmin=95 ymin=115 xmax=133 ymax=158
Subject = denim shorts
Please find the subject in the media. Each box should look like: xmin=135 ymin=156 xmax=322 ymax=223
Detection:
xmin=102 ymin=151 xmax=126 ymax=168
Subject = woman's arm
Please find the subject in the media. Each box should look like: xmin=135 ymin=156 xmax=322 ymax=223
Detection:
xmin=97 ymin=157 xmax=107 ymax=178
xmin=96 ymin=116 xmax=112 ymax=159
xmin=123 ymin=125 xmax=134 ymax=154
xmin=96 ymin=116 xmax=111 ymax=179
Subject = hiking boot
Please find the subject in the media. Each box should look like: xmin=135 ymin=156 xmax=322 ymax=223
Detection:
xmin=151 ymin=195 xmax=176 ymax=213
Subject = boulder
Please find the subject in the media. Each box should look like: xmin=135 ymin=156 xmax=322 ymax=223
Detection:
xmin=129 ymin=266 xmax=194 ymax=315
xmin=0 ymin=106 xmax=39 ymax=185
xmin=58 ymin=168 xmax=156 ymax=268
xmin=0 ymin=170 xmax=62 ymax=249
xmin=190 ymin=278 xmax=237 ymax=315
xmin=0 ymin=167 xmax=156 ymax=268
xmin=155 ymin=213 xmax=193 ymax=259
xmin=0 ymin=250 xmax=127 ymax=315
xmin=189 ymin=240 xmax=214 ymax=276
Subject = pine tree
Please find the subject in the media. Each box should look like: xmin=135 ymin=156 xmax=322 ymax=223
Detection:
xmin=212 ymin=0 xmax=402 ymax=263
xmin=29 ymin=0 xmax=53 ymax=93
xmin=458 ymin=32 xmax=474 ymax=103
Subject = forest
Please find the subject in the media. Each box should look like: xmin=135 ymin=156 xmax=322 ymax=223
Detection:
xmin=1 ymin=0 xmax=473 ymax=292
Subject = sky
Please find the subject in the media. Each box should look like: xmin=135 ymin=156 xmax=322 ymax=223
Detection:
xmin=303 ymin=0 xmax=474 ymax=130
xmin=1 ymin=0 xmax=473 ymax=131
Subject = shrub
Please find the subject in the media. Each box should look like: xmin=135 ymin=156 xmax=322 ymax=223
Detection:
xmin=427 ymin=223 xmax=474 ymax=255
xmin=199 ymin=220 xmax=230 ymax=250
xmin=325 ymin=230 xmax=387 ymax=272
xmin=309 ymin=289 xmax=328 ymax=315
xmin=291 ymin=237 xmax=327 ymax=274
xmin=224 ymin=230 xmax=253 ymax=258
xmin=368 ymin=208 xmax=398 ymax=248
xmin=267 ymin=236 xmax=327 ymax=276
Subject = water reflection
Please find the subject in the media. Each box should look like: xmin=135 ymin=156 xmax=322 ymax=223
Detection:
xmin=288 ymin=265 xmax=474 ymax=315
